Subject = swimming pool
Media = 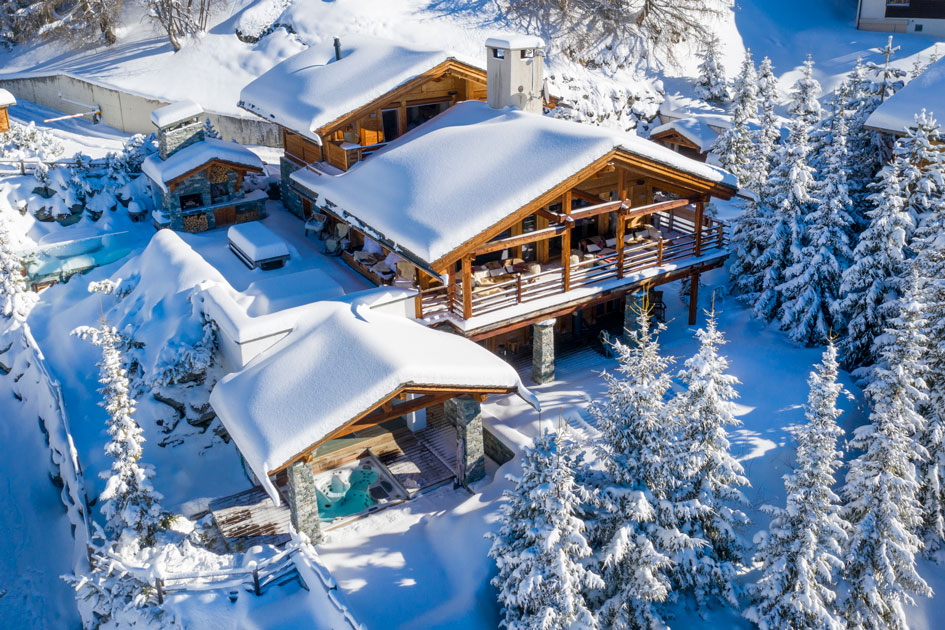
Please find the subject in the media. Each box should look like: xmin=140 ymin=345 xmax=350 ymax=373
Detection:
xmin=314 ymin=456 xmax=406 ymax=522
xmin=22 ymin=231 xmax=139 ymax=288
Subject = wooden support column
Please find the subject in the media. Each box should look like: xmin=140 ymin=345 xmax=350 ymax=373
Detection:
xmin=536 ymin=213 xmax=550 ymax=264
xmin=399 ymin=100 xmax=407 ymax=137
xmin=562 ymin=191 xmax=573 ymax=292
xmin=448 ymin=264 xmax=457 ymax=313
xmin=689 ymin=272 xmax=700 ymax=325
xmin=462 ymin=256 xmax=473 ymax=319
xmin=694 ymin=199 xmax=705 ymax=256
xmin=616 ymin=168 xmax=628 ymax=279
xmin=510 ymin=221 xmax=523 ymax=259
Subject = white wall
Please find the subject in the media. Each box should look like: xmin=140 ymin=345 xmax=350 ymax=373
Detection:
xmin=858 ymin=0 xmax=945 ymax=35
xmin=0 ymin=73 xmax=282 ymax=147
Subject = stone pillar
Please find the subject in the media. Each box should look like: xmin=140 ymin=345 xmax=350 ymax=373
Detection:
xmin=445 ymin=396 xmax=485 ymax=485
xmin=279 ymin=156 xmax=304 ymax=219
xmin=531 ymin=318 xmax=556 ymax=385
xmin=623 ymin=290 xmax=648 ymax=344
xmin=286 ymin=460 xmax=322 ymax=543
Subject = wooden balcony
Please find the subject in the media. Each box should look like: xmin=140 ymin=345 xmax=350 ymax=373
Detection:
xmin=414 ymin=208 xmax=728 ymax=327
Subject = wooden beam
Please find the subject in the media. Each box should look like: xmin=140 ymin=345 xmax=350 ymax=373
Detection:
xmin=570 ymin=188 xmax=604 ymax=205
xmin=624 ymin=198 xmax=694 ymax=222
xmin=536 ymin=208 xmax=565 ymax=224
xmin=510 ymin=221 xmax=523 ymax=259
xmin=689 ymin=272 xmax=700 ymax=325
xmin=694 ymin=200 xmax=705 ymax=256
xmin=616 ymin=168 xmax=627 ymax=279
xmin=562 ymin=222 xmax=572 ymax=293
xmin=567 ymin=199 xmax=625 ymax=222
xmin=462 ymin=256 xmax=473 ymax=319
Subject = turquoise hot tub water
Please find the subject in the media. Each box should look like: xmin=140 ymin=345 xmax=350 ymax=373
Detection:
xmin=22 ymin=231 xmax=138 ymax=287
xmin=315 ymin=459 xmax=404 ymax=522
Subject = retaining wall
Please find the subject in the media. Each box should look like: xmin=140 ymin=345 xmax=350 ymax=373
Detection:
xmin=0 ymin=73 xmax=281 ymax=147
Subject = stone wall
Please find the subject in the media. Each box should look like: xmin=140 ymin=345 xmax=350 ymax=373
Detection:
xmin=159 ymin=167 xmax=264 ymax=232
xmin=280 ymin=156 xmax=304 ymax=219
xmin=483 ymin=426 xmax=514 ymax=465
xmin=0 ymin=73 xmax=282 ymax=146
xmin=158 ymin=119 xmax=205 ymax=160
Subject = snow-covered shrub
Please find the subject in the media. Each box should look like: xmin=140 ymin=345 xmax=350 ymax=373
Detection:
xmin=145 ymin=314 xmax=217 ymax=388
xmin=488 ymin=429 xmax=602 ymax=629
xmin=0 ymin=213 xmax=37 ymax=319
xmin=235 ymin=0 xmax=292 ymax=42
xmin=0 ymin=120 xmax=64 ymax=160
xmin=547 ymin=69 xmax=661 ymax=132
xmin=745 ymin=341 xmax=850 ymax=630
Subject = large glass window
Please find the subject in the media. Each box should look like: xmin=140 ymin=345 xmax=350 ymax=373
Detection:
xmin=381 ymin=108 xmax=400 ymax=142
xmin=405 ymin=101 xmax=450 ymax=132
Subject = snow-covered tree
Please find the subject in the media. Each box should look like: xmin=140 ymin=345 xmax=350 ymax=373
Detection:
xmin=715 ymin=48 xmax=758 ymax=186
xmin=37 ymin=0 xmax=123 ymax=45
xmin=202 ymin=117 xmax=221 ymax=140
xmin=74 ymin=285 xmax=168 ymax=547
xmin=488 ymin=430 xmax=602 ymax=630
xmin=842 ymin=269 xmax=932 ymax=630
xmin=695 ymin=35 xmax=731 ymax=104
xmin=778 ymin=89 xmax=855 ymax=346
xmin=753 ymin=57 xmax=821 ymax=322
xmin=729 ymin=56 xmax=779 ymax=302
xmin=895 ymin=110 xmax=945 ymax=223
xmin=147 ymin=0 xmax=199 ymax=52
xmin=588 ymin=305 xmax=680 ymax=628
xmin=0 ymin=215 xmax=36 ymax=320
xmin=745 ymin=341 xmax=849 ymax=630
xmin=670 ymin=306 xmax=749 ymax=605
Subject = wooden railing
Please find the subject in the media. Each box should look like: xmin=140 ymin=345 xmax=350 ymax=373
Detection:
xmin=414 ymin=216 xmax=728 ymax=321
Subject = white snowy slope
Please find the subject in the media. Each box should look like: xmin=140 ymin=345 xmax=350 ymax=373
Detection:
xmin=295 ymin=100 xmax=735 ymax=265
xmin=239 ymin=34 xmax=482 ymax=142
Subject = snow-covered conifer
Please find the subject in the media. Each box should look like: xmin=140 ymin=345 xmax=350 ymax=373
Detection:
xmin=0 ymin=215 xmax=36 ymax=320
xmin=895 ymin=110 xmax=945 ymax=223
xmin=38 ymin=0 xmax=122 ymax=45
xmin=748 ymin=56 xmax=781 ymax=197
xmin=745 ymin=341 xmax=849 ymax=630
xmin=779 ymin=89 xmax=855 ymax=346
xmin=695 ymin=35 xmax=731 ymax=104
xmin=670 ymin=306 xmax=749 ymax=604
xmin=74 ymin=288 xmax=167 ymax=547
xmin=753 ymin=57 xmax=821 ymax=322
xmin=489 ymin=429 xmax=602 ymax=630
xmin=842 ymin=269 xmax=932 ymax=629
xmin=203 ymin=117 xmax=221 ymax=139
xmin=715 ymin=49 xmax=758 ymax=186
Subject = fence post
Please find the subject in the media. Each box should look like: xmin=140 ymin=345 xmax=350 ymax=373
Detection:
xmin=516 ymin=274 xmax=522 ymax=303
xmin=657 ymin=238 xmax=663 ymax=266
xmin=252 ymin=563 xmax=261 ymax=596
xmin=156 ymin=578 xmax=164 ymax=604
xmin=414 ymin=293 xmax=423 ymax=319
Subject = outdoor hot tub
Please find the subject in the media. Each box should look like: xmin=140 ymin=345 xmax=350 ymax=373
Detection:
xmin=313 ymin=454 xmax=407 ymax=523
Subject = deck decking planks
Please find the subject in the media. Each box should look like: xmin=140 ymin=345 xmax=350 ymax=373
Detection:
xmin=208 ymin=486 xmax=292 ymax=550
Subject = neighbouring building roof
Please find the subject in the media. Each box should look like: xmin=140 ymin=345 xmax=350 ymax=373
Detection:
xmin=0 ymin=88 xmax=16 ymax=107
xmin=142 ymin=138 xmax=265 ymax=192
xmin=292 ymin=100 xmax=737 ymax=266
xmin=150 ymin=100 xmax=204 ymax=128
xmin=238 ymin=35 xmax=483 ymax=143
xmin=649 ymin=116 xmax=732 ymax=153
xmin=209 ymin=300 xmax=537 ymax=501
xmin=866 ymin=56 xmax=945 ymax=135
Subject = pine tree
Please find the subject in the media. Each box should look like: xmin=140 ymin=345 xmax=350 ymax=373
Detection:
xmin=37 ymin=0 xmax=123 ymax=45
xmin=489 ymin=429 xmax=602 ymax=630
xmin=730 ymin=56 xmax=779 ymax=302
xmin=670 ymin=306 xmax=749 ymax=605
xmin=0 ymin=215 xmax=36 ymax=320
xmin=778 ymin=88 xmax=855 ymax=346
xmin=842 ymin=269 xmax=932 ymax=630
xmin=745 ymin=341 xmax=849 ymax=630
xmin=895 ymin=110 xmax=945 ymax=223
xmin=715 ymin=48 xmax=758 ymax=186
xmin=588 ymin=306 xmax=680 ymax=628
xmin=695 ymin=35 xmax=731 ymax=104
xmin=203 ymin=117 xmax=221 ymax=139
xmin=74 ymin=289 xmax=167 ymax=547
xmin=753 ymin=57 xmax=821 ymax=323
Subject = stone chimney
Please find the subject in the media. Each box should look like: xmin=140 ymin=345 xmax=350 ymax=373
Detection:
xmin=485 ymin=35 xmax=545 ymax=114
xmin=150 ymin=100 xmax=206 ymax=160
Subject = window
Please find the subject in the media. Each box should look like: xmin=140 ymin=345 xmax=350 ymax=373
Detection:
xmin=492 ymin=48 xmax=505 ymax=59
xmin=886 ymin=0 xmax=909 ymax=5
xmin=521 ymin=49 xmax=535 ymax=59
xmin=210 ymin=182 xmax=229 ymax=203
xmin=179 ymin=193 xmax=203 ymax=210
xmin=381 ymin=108 xmax=400 ymax=142
xmin=915 ymin=23 xmax=924 ymax=30
xmin=405 ymin=101 xmax=450 ymax=132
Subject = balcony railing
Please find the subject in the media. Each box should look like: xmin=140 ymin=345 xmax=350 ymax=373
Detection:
xmin=415 ymin=212 xmax=728 ymax=322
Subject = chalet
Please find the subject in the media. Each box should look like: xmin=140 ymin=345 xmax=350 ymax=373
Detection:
xmin=237 ymin=35 xmax=495 ymax=219
xmin=0 ymin=88 xmax=15 ymax=133
xmin=209 ymin=300 xmax=538 ymax=542
xmin=289 ymin=37 xmax=738 ymax=384
xmin=865 ymin=55 xmax=945 ymax=137
xmin=857 ymin=0 xmax=945 ymax=35
xmin=648 ymin=116 xmax=731 ymax=162
xmin=143 ymin=101 xmax=267 ymax=232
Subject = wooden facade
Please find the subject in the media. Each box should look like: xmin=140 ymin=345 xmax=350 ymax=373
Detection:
xmin=282 ymin=60 xmax=488 ymax=172
xmin=0 ymin=106 xmax=9 ymax=134
xmin=648 ymin=128 xmax=706 ymax=161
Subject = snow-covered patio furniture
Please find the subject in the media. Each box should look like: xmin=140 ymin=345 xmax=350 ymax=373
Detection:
xmin=228 ymin=222 xmax=291 ymax=270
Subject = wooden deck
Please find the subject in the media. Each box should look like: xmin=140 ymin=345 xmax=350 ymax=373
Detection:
xmin=208 ymin=486 xmax=292 ymax=551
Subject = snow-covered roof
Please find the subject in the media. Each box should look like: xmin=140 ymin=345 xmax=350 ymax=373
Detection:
xmin=228 ymin=222 xmax=290 ymax=263
xmin=142 ymin=138 xmax=264 ymax=192
xmin=209 ymin=300 xmax=537 ymax=501
xmin=150 ymin=100 xmax=204 ymax=128
xmin=238 ymin=35 xmax=484 ymax=143
xmin=649 ymin=118 xmax=722 ymax=153
xmin=292 ymin=101 xmax=737 ymax=266
xmin=0 ymin=88 xmax=15 ymax=107
xmin=866 ymin=56 xmax=945 ymax=135
xmin=485 ymin=34 xmax=545 ymax=49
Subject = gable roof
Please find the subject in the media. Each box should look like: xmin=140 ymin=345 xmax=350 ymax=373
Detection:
xmin=649 ymin=115 xmax=733 ymax=153
xmin=238 ymin=35 xmax=485 ymax=143
xmin=866 ymin=56 xmax=945 ymax=135
xmin=142 ymin=138 xmax=265 ymax=192
xmin=291 ymin=101 xmax=737 ymax=268
xmin=209 ymin=301 xmax=536 ymax=501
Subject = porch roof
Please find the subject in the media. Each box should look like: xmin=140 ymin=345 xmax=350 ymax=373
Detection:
xmin=141 ymin=138 xmax=265 ymax=192
xmin=209 ymin=300 xmax=537 ymax=502
xmin=291 ymin=101 xmax=738 ymax=268
xmin=237 ymin=35 xmax=484 ymax=143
